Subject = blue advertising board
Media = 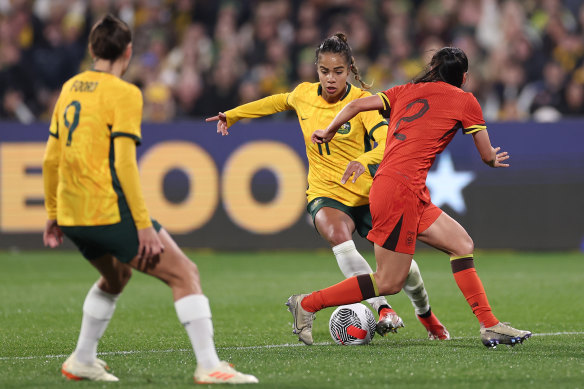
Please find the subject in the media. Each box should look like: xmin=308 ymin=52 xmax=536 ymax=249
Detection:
xmin=1 ymin=119 xmax=583 ymax=250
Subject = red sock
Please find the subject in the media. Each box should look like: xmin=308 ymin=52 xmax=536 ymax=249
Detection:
xmin=301 ymin=274 xmax=377 ymax=313
xmin=452 ymin=264 xmax=498 ymax=328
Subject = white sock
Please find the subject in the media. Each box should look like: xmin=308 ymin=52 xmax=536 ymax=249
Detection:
xmin=402 ymin=259 xmax=430 ymax=315
xmin=175 ymin=294 xmax=220 ymax=370
xmin=333 ymin=240 xmax=390 ymax=312
xmin=74 ymin=282 xmax=119 ymax=365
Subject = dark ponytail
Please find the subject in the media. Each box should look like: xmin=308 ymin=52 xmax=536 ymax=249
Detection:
xmin=89 ymin=14 xmax=132 ymax=61
xmin=414 ymin=47 xmax=468 ymax=87
xmin=316 ymin=32 xmax=371 ymax=89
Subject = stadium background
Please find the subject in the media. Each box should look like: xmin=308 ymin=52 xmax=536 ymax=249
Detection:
xmin=1 ymin=0 xmax=583 ymax=251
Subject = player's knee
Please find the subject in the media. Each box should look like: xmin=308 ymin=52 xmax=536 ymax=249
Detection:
xmin=375 ymin=276 xmax=403 ymax=295
xmin=174 ymin=256 xmax=200 ymax=285
xmin=100 ymin=267 xmax=132 ymax=294
xmin=326 ymin=229 xmax=352 ymax=247
xmin=454 ymin=235 xmax=474 ymax=256
xmin=377 ymin=281 xmax=402 ymax=296
xmin=118 ymin=266 xmax=132 ymax=287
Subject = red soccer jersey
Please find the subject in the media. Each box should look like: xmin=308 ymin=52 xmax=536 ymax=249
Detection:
xmin=376 ymin=81 xmax=486 ymax=203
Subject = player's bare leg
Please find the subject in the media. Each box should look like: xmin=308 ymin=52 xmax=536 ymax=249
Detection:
xmin=315 ymin=207 xmax=403 ymax=335
xmin=130 ymin=229 xmax=257 ymax=383
xmin=418 ymin=212 xmax=531 ymax=347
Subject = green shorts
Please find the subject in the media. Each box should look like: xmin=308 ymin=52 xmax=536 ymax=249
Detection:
xmin=61 ymin=212 xmax=162 ymax=263
xmin=307 ymin=197 xmax=372 ymax=238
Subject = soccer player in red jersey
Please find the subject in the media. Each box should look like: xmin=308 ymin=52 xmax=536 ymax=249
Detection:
xmin=287 ymin=47 xmax=531 ymax=348
xmin=209 ymin=33 xmax=449 ymax=341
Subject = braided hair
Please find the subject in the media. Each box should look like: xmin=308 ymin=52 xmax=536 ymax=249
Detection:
xmin=315 ymin=32 xmax=371 ymax=90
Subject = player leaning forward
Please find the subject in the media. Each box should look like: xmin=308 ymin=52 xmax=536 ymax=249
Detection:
xmin=42 ymin=14 xmax=257 ymax=384
xmin=207 ymin=33 xmax=449 ymax=342
xmin=288 ymin=47 xmax=532 ymax=348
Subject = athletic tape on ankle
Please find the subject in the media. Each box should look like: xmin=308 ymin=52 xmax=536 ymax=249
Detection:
xmin=333 ymin=240 xmax=374 ymax=278
xmin=332 ymin=240 xmax=356 ymax=255
xmin=82 ymin=283 xmax=120 ymax=320
xmin=174 ymin=294 xmax=212 ymax=324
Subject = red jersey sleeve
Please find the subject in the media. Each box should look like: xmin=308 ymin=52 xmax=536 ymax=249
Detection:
xmin=461 ymin=93 xmax=486 ymax=134
xmin=378 ymin=84 xmax=408 ymax=119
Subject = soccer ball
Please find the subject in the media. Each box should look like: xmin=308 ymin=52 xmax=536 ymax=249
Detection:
xmin=329 ymin=303 xmax=376 ymax=345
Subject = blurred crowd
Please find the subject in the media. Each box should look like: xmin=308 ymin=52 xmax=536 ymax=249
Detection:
xmin=1 ymin=0 xmax=583 ymax=124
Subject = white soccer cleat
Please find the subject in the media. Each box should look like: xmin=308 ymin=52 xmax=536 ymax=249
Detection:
xmin=376 ymin=308 xmax=405 ymax=336
xmin=194 ymin=361 xmax=259 ymax=384
xmin=480 ymin=322 xmax=532 ymax=348
xmin=286 ymin=294 xmax=315 ymax=345
xmin=61 ymin=352 xmax=119 ymax=382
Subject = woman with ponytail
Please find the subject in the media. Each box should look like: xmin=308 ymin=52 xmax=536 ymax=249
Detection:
xmin=43 ymin=14 xmax=257 ymax=384
xmin=207 ymin=33 xmax=449 ymax=343
xmin=287 ymin=47 xmax=532 ymax=348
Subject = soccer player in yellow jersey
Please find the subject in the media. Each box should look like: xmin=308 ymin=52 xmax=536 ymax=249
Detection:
xmin=207 ymin=33 xmax=449 ymax=342
xmin=42 ymin=14 xmax=257 ymax=384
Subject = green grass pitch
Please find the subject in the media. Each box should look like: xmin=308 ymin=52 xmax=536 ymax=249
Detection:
xmin=1 ymin=249 xmax=583 ymax=388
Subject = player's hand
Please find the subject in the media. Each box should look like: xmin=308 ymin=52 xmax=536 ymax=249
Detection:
xmin=311 ymin=129 xmax=335 ymax=144
xmin=489 ymin=147 xmax=510 ymax=168
xmin=43 ymin=219 xmax=63 ymax=248
xmin=341 ymin=161 xmax=366 ymax=184
xmin=206 ymin=112 xmax=229 ymax=136
xmin=137 ymin=226 xmax=165 ymax=261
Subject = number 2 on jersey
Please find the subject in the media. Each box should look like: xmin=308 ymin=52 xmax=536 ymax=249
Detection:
xmin=394 ymin=99 xmax=429 ymax=140
xmin=63 ymin=101 xmax=81 ymax=146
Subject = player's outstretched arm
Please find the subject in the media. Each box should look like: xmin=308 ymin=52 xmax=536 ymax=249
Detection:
xmin=472 ymin=130 xmax=510 ymax=168
xmin=206 ymin=112 xmax=229 ymax=136
xmin=207 ymin=94 xmax=291 ymax=136
xmin=312 ymin=95 xmax=383 ymax=144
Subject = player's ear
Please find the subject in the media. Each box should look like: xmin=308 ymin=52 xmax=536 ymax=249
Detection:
xmin=88 ymin=44 xmax=95 ymax=60
xmin=124 ymin=43 xmax=133 ymax=61
xmin=462 ymin=72 xmax=468 ymax=87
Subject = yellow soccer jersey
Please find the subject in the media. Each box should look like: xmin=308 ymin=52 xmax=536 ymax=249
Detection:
xmin=45 ymin=70 xmax=147 ymax=227
xmin=225 ymin=82 xmax=388 ymax=207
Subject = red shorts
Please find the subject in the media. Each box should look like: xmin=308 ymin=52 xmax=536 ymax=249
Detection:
xmin=367 ymin=174 xmax=442 ymax=255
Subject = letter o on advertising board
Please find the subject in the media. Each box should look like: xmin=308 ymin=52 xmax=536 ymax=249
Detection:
xmin=139 ymin=142 xmax=218 ymax=233
xmin=222 ymin=141 xmax=306 ymax=234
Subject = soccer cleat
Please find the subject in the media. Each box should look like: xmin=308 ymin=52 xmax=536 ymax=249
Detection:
xmin=480 ymin=322 xmax=532 ymax=348
xmin=417 ymin=311 xmax=450 ymax=340
xmin=61 ymin=352 xmax=119 ymax=382
xmin=375 ymin=307 xmax=405 ymax=336
xmin=194 ymin=360 xmax=258 ymax=384
xmin=286 ymin=294 xmax=315 ymax=345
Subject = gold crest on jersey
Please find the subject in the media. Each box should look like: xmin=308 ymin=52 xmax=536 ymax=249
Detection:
xmin=338 ymin=122 xmax=351 ymax=134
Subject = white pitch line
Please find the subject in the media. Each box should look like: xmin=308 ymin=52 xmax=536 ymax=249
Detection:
xmin=1 ymin=332 xmax=583 ymax=361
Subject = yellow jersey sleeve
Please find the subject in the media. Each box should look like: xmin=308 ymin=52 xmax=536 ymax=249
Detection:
xmin=355 ymin=109 xmax=388 ymax=168
xmin=224 ymin=93 xmax=292 ymax=127
xmin=43 ymin=95 xmax=65 ymax=219
xmin=42 ymin=135 xmax=61 ymax=220
xmin=48 ymin=94 xmax=61 ymax=139
xmin=114 ymin=136 xmax=152 ymax=230
xmin=111 ymin=84 xmax=143 ymax=144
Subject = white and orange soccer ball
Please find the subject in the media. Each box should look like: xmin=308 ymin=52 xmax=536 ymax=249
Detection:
xmin=329 ymin=303 xmax=376 ymax=345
